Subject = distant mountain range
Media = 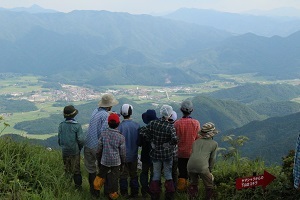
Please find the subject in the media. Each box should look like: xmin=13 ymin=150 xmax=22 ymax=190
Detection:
xmin=164 ymin=8 xmax=300 ymax=37
xmin=0 ymin=4 xmax=57 ymax=14
xmin=0 ymin=9 xmax=299 ymax=86
xmin=244 ymin=7 xmax=300 ymax=18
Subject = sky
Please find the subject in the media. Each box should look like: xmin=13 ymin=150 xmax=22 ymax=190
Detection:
xmin=1 ymin=0 xmax=300 ymax=14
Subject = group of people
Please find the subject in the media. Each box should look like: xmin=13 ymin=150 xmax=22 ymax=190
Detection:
xmin=58 ymin=93 xmax=219 ymax=200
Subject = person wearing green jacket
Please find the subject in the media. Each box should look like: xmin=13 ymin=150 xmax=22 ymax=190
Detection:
xmin=187 ymin=122 xmax=219 ymax=200
xmin=58 ymin=105 xmax=85 ymax=190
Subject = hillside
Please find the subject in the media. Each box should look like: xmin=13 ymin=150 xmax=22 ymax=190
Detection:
xmin=222 ymin=112 xmax=300 ymax=164
xmin=249 ymin=101 xmax=300 ymax=117
xmin=185 ymin=95 xmax=265 ymax=131
xmin=12 ymin=96 xmax=263 ymax=135
xmin=208 ymin=83 xmax=300 ymax=104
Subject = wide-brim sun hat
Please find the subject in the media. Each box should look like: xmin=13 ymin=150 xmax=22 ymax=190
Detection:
xmin=63 ymin=105 xmax=78 ymax=118
xmin=199 ymin=122 xmax=219 ymax=138
xmin=98 ymin=93 xmax=119 ymax=107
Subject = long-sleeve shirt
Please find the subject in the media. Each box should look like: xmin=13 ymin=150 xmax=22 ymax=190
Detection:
xmin=143 ymin=118 xmax=177 ymax=160
xmin=58 ymin=119 xmax=85 ymax=156
xmin=294 ymin=134 xmax=300 ymax=188
xmin=118 ymin=119 xmax=140 ymax=162
xmin=85 ymin=108 xmax=108 ymax=149
xmin=98 ymin=128 xmax=126 ymax=167
xmin=187 ymin=138 xmax=218 ymax=174
xmin=174 ymin=117 xmax=200 ymax=158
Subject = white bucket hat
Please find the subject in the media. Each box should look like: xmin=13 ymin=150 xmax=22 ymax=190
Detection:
xmin=160 ymin=105 xmax=173 ymax=118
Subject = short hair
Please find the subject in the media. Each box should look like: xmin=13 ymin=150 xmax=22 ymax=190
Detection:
xmin=108 ymin=121 xmax=119 ymax=129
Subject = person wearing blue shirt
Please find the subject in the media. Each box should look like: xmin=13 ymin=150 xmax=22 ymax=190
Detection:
xmin=84 ymin=93 xmax=118 ymax=198
xmin=118 ymin=104 xmax=140 ymax=198
xmin=294 ymin=133 xmax=300 ymax=189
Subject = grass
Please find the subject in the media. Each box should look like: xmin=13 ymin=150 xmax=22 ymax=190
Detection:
xmin=1 ymin=135 xmax=300 ymax=200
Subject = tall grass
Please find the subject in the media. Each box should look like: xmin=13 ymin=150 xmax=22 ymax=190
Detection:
xmin=0 ymin=136 xmax=300 ymax=199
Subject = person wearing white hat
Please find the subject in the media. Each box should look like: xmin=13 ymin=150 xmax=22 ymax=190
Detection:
xmin=142 ymin=105 xmax=178 ymax=200
xmin=118 ymin=104 xmax=140 ymax=198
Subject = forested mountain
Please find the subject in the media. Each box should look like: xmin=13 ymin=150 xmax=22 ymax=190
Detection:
xmin=185 ymin=96 xmax=265 ymax=131
xmin=221 ymin=112 xmax=300 ymax=164
xmin=199 ymin=32 xmax=300 ymax=78
xmin=0 ymin=10 xmax=230 ymax=86
xmin=208 ymin=83 xmax=300 ymax=104
xmin=164 ymin=8 xmax=300 ymax=37
xmin=0 ymin=10 xmax=300 ymax=85
xmin=249 ymin=101 xmax=300 ymax=117
xmin=0 ymin=96 xmax=37 ymax=113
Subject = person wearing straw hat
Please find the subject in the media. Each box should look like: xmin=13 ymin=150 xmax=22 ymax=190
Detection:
xmin=84 ymin=93 xmax=118 ymax=198
xmin=187 ymin=122 xmax=219 ymax=200
xmin=58 ymin=105 xmax=85 ymax=190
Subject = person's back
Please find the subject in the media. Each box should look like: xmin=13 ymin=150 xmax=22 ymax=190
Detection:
xmin=294 ymin=133 xmax=300 ymax=189
xmin=94 ymin=113 xmax=125 ymax=200
xmin=147 ymin=119 xmax=177 ymax=160
xmin=187 ymin=138 xmax=218 ymax=174
xmin=119 ymin=119 xmax=140 ymax=162
xmin=174 ymin=99 xmax=200 ymax=192
xmin=145 ymin=105 xmax=178 ymax=200
xmin=59 ymin=119 xmax=84 ymax=155
xmin=118 ymin=104 xmax=140 ymax=198
xmin=139 ymin=109 xmax=158 ymax=197
xmin=175 ymin=117 xmax=200 ymax=158
xmin=58 ymin=105 xmax=85 ymax=190
xmin=99 ymin=126 xmax=126 ymax=167
xmin=85 ymin=107 xmax=108 ymax=149
xmin=187 ymin=122 xmax=219 ymax=200
xmin=83 ymin=93 xmax=119 ymax=198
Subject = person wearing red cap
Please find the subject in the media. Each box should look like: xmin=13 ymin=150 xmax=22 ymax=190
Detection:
xmin=94 ymin=113 xmax=126 ymax=200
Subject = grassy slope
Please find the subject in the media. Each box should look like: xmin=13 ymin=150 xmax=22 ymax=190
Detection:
xmin=1 ymin=135 xmax=300 ymax=200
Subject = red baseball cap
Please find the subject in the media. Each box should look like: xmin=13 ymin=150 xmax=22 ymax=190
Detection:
xmin=108 ymin=113 xmax=120 ymax=124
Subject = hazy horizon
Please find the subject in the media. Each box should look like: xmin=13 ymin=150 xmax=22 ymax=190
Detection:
xmin=1 ymin=0 xmax=300 ymax=15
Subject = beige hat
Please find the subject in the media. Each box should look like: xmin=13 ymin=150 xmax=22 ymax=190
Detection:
xmin=98 ymin=93 xmax=119 ymax=107
xmin=199 ymin=122 xmax=219 ymax=138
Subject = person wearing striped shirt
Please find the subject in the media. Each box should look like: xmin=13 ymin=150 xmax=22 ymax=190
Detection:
xmin=84 ymin=93 xmax=118 ymax=197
